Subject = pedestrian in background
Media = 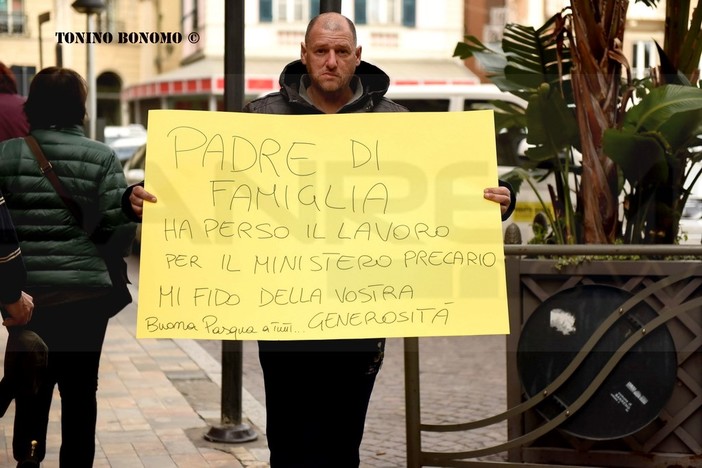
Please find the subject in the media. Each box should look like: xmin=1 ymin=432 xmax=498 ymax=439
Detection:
xmin=0 ymin=187 xmax=33 ymax=326
xmin=0 ymin=61 xmax=29 ymax=142
xmin=0 ymin=185 xmax=41 ymax=432
xmin=0 ymin=67 xmax=135 ymax=467
xmin=0 ymin=60 xmax=34 ymax=358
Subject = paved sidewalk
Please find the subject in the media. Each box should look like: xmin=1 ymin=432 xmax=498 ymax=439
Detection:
xmin=0 ymin=295 xmax=267 ymax=468
xmin=0 ymin=254 xmax=510 ymax=467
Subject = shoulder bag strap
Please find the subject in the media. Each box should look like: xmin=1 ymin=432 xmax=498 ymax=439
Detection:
xmin=23 ymin=135 xmax=85 ymax=227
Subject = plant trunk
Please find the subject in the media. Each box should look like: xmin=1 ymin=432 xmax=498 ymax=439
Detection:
xmin=569 ymin=0 xmax=627 ymax=243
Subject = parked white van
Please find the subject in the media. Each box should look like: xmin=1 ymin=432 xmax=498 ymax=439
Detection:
xmin=385 ymin=83 xmax=551 ymax=242
xmin=385 ymin=83 xmax=525 ymax=112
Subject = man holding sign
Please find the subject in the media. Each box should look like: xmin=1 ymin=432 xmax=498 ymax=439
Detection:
xmin=128 ymin=11 xmax=515 ymax=468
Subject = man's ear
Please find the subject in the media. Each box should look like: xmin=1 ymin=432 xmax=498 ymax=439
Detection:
xmin=355 ymin=46 xmax=362 ymax=66
xmin=301 ymin=43 xmax=307 ymax=64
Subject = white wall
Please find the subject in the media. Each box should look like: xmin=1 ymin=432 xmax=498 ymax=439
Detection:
xmin=239 ymin=0 xmax=465 ymax=62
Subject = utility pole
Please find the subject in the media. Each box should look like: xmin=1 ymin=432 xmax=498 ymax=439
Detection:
xmin=71 ymin=0 xmax=106 ymax=140
xmin=38 ymin=12 xmax=51 ymax=70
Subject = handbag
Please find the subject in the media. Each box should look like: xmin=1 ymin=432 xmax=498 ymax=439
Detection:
xmin=24 ymin=135 xmax=132 ymax=317
xmin=0 ymin=327 xmax=48 ymax=418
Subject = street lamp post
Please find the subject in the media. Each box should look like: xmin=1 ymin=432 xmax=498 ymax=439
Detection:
xmin=203 ymin=0 xmax=258 ymax=445
xmin=71 ymin=0 xmax=106 ymax=140
xmin=38 ymin=12 xmax=51 ymax=70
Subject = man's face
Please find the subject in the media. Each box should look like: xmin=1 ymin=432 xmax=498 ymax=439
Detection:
xmin=301 ymin=20 xmax=361 ymax=96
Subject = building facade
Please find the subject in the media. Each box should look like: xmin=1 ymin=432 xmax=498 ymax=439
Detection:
xmin=461 ymin=0 xmax=669 ymax=81
xmin=1 ymin=0 xmax=182 ymax=130
xmin=0 ymin=0 xmax=678 ymax=131
xmin=124 ymin=0 xmax=478 ymax=124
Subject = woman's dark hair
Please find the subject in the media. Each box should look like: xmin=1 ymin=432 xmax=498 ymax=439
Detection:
xmin=0 ymin=62 xmax=19 ymax=94
xmin=24 ymin=67 xmax=87 ymax=130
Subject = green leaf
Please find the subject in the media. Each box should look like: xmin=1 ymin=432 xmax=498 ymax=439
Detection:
xmin=525 ymin=145 xmax=559 ymax=162
xmin=525 ymin=84 xmax=579 ymax=153
xmin=617 ymin=84 xmax=702 ymax=154
xmin=659 ymin=109 xmax=702 ymax=150
xmin=634 ymin=0 xmax=659 ymax=7
xmin=473 ymin=50 xmax=508 ymax=77
xmin=452 ymin=35 xmax=493 ymax=59
xmin=500 ymin=20 xmax=571 ymax=94
xmin=622 ymin=85 xmax=702 ymax=133
xmin=603 ymin=131 xmax=668 ymax=185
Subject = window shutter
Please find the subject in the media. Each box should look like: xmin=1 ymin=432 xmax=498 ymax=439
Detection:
xmin=354 ymin=0 xmax=366 ymax=25
xmin=310 ymin=0 xmax=320 ymax=16
xmin=260 ymin=0 xmax=272 ymax=22
xmin=402 ymin=0 xmax=415 ymax=27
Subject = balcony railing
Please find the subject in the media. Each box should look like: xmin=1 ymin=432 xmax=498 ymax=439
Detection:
xmin=0 ymin=12 xmax=27 ymax=35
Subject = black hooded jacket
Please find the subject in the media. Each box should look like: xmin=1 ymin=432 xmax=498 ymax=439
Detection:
xmin=244 ymin=59 xmax=515 ymax=220
xmin=243 ymin=59 xmax=408 ymax=115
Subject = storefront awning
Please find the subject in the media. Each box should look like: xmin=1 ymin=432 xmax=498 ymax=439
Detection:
xmin=123 ymin=56 xmax=479 ymax=101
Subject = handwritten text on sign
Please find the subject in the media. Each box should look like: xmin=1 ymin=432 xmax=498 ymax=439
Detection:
xmin=136 ymin=110 xmax=509 ymax=340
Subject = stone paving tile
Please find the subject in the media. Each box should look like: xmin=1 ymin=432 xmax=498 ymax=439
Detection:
xmin=104 ymin=455 xmax=144 ymax=468
xmin=131 ymin=437 xmax=169 ymax=456
xmin=135 ymin=454 xmax=178 ymax=467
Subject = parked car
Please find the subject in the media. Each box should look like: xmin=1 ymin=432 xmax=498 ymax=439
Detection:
xmin=111 ymin=136 xmax=146 ymax=166
xmin=104 ymin=124 xmax=146 ymax=146
xmin=123 ymin=143 xmax=146 ymax=186
xmin=679 ymin=199 xmax=702 ymax=244
xmin=105 ymin=124 xmax=147 ymax=166
xmin=678 ymin=169 xmax=702 ymax=244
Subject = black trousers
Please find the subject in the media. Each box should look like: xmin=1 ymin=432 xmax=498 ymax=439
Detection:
xmin=258 ymin=339 xmax=384 ymax=468
xmin=12 ymin=298 xmax=110 ymax=468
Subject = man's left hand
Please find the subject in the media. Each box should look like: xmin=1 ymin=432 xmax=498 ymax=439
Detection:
xmin=484 ymin=186 xmax=512 ymax=215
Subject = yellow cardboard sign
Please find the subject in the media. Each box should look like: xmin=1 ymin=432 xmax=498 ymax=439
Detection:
xmin=136 ymin=109 xmax=509 ymax=340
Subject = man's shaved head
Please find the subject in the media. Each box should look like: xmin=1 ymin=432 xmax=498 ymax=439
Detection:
xmin=305 ymin=12 xmax=357 ymax=46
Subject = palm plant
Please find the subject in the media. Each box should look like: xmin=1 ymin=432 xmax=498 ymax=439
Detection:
xmin=456 ymin=0 xmax=702 ymax=244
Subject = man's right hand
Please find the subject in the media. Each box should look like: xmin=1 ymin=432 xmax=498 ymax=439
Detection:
xmin=129 ymin=185 xmax=157 ymax=220
xmin=2 ymin=291 xmax=34 ymax=327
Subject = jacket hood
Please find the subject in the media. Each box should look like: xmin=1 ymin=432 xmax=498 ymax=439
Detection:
xmin=278 ymin=59 xmax=391 ymax=104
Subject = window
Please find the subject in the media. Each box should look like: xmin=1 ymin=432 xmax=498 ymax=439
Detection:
xmin=10 ymin=65 xmax=34 ymax=96
xmin=183 ymin=0 xmax=199 ymax=33
xmin=0 ymin=0 xmax=25 ymax=34
xmin=632 ymin=40 xmax=656 ymax=79
xmin=97 ymin=0 xmax=119 ymax=34
xmin=260 ymin=0 xmax=316 ymax=23
xmin=278 ymin=0 xmax=304 ymax=22
xmin=354 ymin=0 xmax=415 ymax=27
xmin=368 ymin=0 xmax=399 ymax=24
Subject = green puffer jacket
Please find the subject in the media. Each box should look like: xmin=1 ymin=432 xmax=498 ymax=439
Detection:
xmin=0 ymin=126 xmax=136 ymax=299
